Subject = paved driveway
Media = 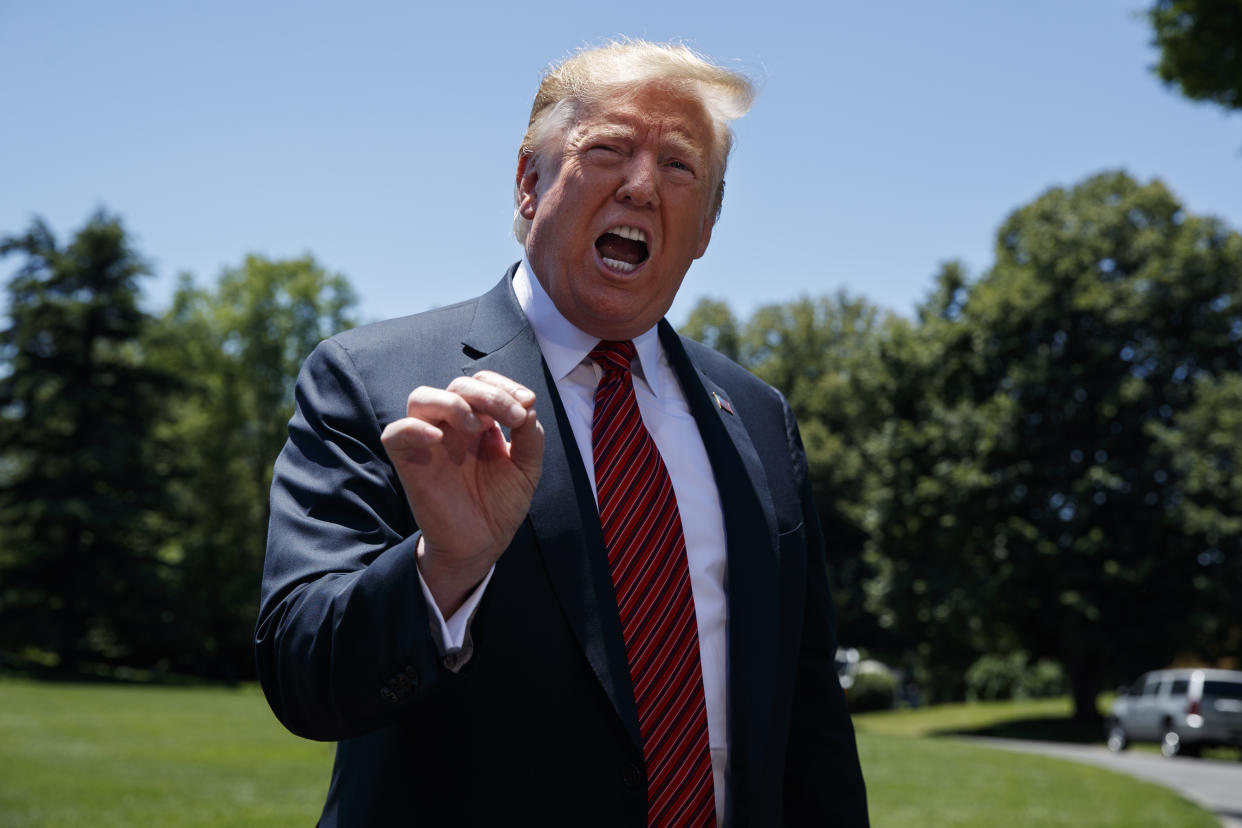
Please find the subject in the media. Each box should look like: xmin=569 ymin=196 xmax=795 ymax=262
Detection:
xmin=963 ymin=737 xmax=1242 ymax=828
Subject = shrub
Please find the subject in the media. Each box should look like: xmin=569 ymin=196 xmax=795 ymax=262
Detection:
xmin=1019 ymin=657 xmax=1068 ymax=699
xmin=848 ymin=670 xmax=896 ymax=712
xmin=965 ymin=651 xmax=1068 ymax=701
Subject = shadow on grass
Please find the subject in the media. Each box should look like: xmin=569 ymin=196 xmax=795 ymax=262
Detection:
xmin=935 ymin=715 xmax=1106 ymax=744
xmin=0 ymin=649 xmax=224 ymax=687
xmin=936 ymin=715 xmax=1242 ymax=761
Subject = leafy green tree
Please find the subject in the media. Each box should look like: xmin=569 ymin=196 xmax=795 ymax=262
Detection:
xmin=146 ymin=255 xmax=357 ymax=678
xmin=870 ymin=171 xmax=1242 ymax=720
xmin=1149 ymin=0 xmax=1242 ymax=112
xmin=0 ymin=212 xmax=179 ymax=671
xmin=692 ymin=174 xmax=1241 ymax=714
xmin=681 ymin=297 xmax=741 ymax=362
xmin=1149 ymin=372 xmax=1242 ymax=655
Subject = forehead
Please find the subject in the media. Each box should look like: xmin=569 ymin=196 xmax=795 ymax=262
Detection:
xmin=572 ymin=83 xmax=715 ymax=155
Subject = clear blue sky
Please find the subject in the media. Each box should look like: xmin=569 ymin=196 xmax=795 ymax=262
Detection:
xmin=2 ymin=0 xmax=1239 ymax=327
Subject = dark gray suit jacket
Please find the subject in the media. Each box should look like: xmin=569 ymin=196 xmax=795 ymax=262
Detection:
xmin=256 ymin=266 xmax=869 ymax=826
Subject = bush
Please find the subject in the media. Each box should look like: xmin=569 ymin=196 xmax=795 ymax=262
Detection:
xmin=1020 ymin=658 xmax=1069 ymax=698
xmin=965 ymin=651 xmax=1067 ymax=701
xmin=848 ymin=670 xmax=896 ymax=712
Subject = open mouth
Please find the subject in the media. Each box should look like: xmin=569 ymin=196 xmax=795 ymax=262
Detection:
xmin=595 ymin=225 xmax=649 ymax=273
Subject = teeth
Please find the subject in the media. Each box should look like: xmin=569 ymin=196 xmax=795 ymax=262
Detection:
xmin=602 ymin=257 xmax=636 ymax=272
xmin=608 ymin=225 xmax=647 ymax=244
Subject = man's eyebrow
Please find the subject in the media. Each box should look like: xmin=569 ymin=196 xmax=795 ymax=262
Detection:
xmin=578 ymin=123 xmax=638 ymax=143
xmin=660 ymin=130 xmax=706 ymax=161
xmin=580 ymin=123 xmax=706 ymax=162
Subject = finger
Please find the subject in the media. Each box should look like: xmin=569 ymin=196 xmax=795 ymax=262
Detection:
xmin=508 ymin=407 xmax=545 ymax=480
xmin=381 ymin=417 xmax=444 ymax=459
xmin=471 ymin=370 xmax=537 ymax=408
xmin=445 ymin=375 xmax=531 ymax=428
xmin=404 ymin=386 xmax=487 ymax=433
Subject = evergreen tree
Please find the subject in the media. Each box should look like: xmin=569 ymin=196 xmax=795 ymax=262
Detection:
xmin=0 ymin=213 xmax=179 ymax=671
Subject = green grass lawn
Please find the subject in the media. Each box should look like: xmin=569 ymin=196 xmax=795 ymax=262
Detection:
xmin=853 ymin=699 xmax=1222 ymax=827
xmin=0 ymin=680 xmax=331 ymax=827
xmin=855 ymin=696 xmax=1083 ymax=738
xmin=0 ymin=680 xmax=1224 ymax=827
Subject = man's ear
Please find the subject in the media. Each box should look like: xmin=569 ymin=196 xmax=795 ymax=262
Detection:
xmin=695 ymin=177 xmax=722 ymax=259
xmin=516 ymin=155 xmax=539 ymax=220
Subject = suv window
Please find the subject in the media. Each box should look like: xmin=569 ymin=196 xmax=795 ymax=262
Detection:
xmin=1142 ymin=678 xmax=1162 ymax=696
xmin=1170 ymin=678 xmax=1189 ymax=695
xmin=1203 ymin=681 xmax=1242 ymax=700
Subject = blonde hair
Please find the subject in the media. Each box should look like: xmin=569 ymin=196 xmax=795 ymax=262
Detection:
xmin=514 ymin=39 xmax=757 ymax=243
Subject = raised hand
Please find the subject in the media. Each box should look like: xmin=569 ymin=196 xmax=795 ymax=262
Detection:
xmin=380 ymin=370 xmax=544 ymax=616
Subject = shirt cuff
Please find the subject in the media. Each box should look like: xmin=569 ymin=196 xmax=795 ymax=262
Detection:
xmin=417 ymin=552 xmax=495 ymax=672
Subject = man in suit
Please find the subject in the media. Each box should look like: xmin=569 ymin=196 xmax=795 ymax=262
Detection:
xmin=256 ymin=40 xmax=869 ymax=826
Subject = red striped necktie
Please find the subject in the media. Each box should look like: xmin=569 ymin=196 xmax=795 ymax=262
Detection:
xmin=590 ymin=340 xmax=716 ymax=828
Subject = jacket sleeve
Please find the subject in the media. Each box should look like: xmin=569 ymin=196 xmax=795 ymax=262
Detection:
xmin=255 ymin=338 xmax=450 ymax=741
xmin=781 ymin=397 xmax=871 ymax=826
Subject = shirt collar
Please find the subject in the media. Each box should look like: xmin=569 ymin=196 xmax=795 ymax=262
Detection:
xmin=514 ymin=257 xmax=667 ymax=398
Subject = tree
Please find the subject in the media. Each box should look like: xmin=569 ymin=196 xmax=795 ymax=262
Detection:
xmin=1149 ymin=372 xmax=1242 ymax=656
xmin=0 ymin=212 xmax=179 ymax=671
xmin=869 ymin=171 xmax=1242 ymax=720
xmin=146 ymin=255 xmax=357 ymax=678
xmin=1149 ymin=0 xmax=1242 ymax=112
xmin=681 ymin=298 xmax=741 ymax=362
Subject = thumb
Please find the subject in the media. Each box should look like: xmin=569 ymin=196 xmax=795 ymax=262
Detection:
xmin=508 ymin=408 xmax=545 ymax=482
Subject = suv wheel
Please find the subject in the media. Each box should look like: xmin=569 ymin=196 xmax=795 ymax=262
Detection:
xmin=1160 ymin=728 xmax=1181 ymax=757
xmin=1106 ymin=722 xmax=1129 ymax=752
xmin=1161 ymin=726 xmax=1201 ymax=758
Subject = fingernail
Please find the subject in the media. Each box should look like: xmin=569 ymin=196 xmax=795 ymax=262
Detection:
xmin=515 ymin=387 xmax=535 ymax=403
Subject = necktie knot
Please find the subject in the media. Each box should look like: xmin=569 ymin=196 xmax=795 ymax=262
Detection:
xmin=590 ymin=340 xmax=637 ymax=375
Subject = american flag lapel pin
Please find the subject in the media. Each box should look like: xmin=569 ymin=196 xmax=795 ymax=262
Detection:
xmin=713 ymin=391 xmax=734 ymax=415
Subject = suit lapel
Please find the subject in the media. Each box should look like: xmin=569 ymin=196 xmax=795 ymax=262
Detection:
xmin=659 ymin=323 xmax=782 ymax=809
xmin=458 ymin=280 xmax=783 ymax=767
xmin=462 ymin=268 xmax=641 ymax=751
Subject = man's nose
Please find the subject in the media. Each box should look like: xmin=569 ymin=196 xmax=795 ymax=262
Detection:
xmin=616 ymin=154 xmax=659 ymax=207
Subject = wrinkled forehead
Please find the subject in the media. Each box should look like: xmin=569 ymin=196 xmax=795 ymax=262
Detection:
xmin=571 ymin=112 xmax=710 ymax=162
xmin=572 ymin=83 xmax=718 ymax=158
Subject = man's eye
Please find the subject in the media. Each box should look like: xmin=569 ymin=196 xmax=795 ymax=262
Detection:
xmin=668 ymin=160 xmax=693 ymax=173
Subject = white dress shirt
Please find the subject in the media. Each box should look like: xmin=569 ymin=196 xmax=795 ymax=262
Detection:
xmin=421 ymin=260 xmax=731 ymax=819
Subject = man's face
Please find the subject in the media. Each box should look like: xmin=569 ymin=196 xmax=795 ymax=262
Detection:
xmin=516 ymin=82 xmax=718 ymax=341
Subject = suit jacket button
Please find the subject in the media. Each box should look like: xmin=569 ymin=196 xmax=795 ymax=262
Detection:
xmin=380 ymin=687 xmax=398 ymax=703
xmin=622 ymin=763 xmax=643 ymax=791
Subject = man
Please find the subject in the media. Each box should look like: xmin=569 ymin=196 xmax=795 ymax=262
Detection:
xmin=257 ymin=40 xmax=869 ymax=827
